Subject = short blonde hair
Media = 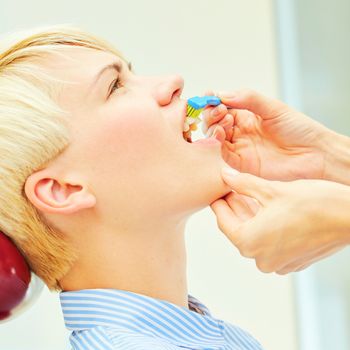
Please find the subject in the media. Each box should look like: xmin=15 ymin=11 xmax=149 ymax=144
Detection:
xmin=0 ymin=24 xmax=127 ymax=290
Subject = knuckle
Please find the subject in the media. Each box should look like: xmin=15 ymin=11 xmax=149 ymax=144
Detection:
xmin=261 ymin=188 xmax=276 ymax=202
xmin=240 ymin=249 xmax=253 ymax=259
xmin=216 ymin=218 xmax=231 ymax=236
xmin=216 ymin=220 xmax=225 ymax=233
xmin=236 ymin=241 xmax=255 ymax=258
xmin=240 ymin=88 xmax=256 ymax=100
xmin=221 ymin=113 xmax=233 ymax=127
xmin=256 ymin=259 xmax=275 ymax=273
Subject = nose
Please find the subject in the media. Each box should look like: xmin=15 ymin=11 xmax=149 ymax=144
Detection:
xmin=145 ymin=74 xmax=184 ymax=106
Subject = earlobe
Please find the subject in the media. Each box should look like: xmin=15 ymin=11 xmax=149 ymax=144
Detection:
xmin=24 ymin=170 xmax=96 ymax=215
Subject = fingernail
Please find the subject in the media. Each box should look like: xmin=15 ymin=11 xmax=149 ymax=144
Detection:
xmin=222 ymin=166 xmax=240 ymax=177
xmin=211 ymin=106 xmax=221 ymax=116
xmin=211 ymin=104 xmax=226 ymax=116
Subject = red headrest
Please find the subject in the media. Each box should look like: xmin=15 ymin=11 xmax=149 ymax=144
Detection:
xmin=0 ymin=231 xmax=43 ymax=322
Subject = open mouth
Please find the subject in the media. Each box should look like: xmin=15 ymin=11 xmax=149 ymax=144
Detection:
xmin=182 ymin=115 xmax=201 ymax=143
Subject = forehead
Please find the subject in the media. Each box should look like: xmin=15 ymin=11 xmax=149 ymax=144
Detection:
xmin=42 ymin=46 xmax=122 ymax=83
xmin=40 ymin=46 xmax=123 ymax=110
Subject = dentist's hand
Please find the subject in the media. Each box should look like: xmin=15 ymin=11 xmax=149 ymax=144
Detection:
xmin=202 ymin=89 xmax=334 ymax=181
xmin=211 ymin=167 xmax=350 ymax=274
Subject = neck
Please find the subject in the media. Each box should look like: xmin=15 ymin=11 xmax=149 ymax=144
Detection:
xmin=59 ymin=217 xmax=189 ymax=309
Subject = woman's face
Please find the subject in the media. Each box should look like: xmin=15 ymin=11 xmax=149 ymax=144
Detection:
xmin=40 ymin=47 xmax=230 ymax=230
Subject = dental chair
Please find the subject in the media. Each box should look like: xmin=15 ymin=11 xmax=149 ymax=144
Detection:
xmin=0 ymin=230 xmax=43 ymax=323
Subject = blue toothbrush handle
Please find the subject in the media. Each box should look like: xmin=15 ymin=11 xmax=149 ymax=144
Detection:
xmin=188 ymin=95 xmax=221 ymax=109
xmin=187 ymin=95 xmax=234 ymax=111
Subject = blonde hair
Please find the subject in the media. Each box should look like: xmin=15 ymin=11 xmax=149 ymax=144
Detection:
xmin=0 ymin=24 xmax=127 ymax=290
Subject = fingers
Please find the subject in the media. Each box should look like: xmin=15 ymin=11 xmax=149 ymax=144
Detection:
xmin=201 ymin=104 xmax=229 ymax=134
xmin=221 ymin=168 xmax=276 ymax=205
xmin=225 ymin=191 xmax=258 ymax=221
xmin=212 ymin=125 xmax=226 ymax=143
xmin=217 ymin=89 xmax=291 ymax=121
xmin=210 ymin=198 xmax=242 ymax=237
xmin=216 ymin=113 xmax=234 ymax=140
xmin=210 ymin=193 xmax=261 ymax=249
xmin=205 ymin=114 xmax=233 ymax=135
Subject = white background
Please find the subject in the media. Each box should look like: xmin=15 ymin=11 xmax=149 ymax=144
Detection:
xmin=276 ymin=1 xmax=350 ymax=349
xmin=0 ymin=1 xmax=298 ymax=349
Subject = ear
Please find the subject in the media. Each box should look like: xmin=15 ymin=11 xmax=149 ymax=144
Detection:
xmin=24 ymin=169 xmax=96 ymax=215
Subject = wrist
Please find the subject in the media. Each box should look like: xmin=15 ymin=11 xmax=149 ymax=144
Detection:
xmin=316 ymin=181 xmax=350 ymax=246
xmin=334 ymin=184 xmax=350 ymax=245
xmin=320 ymin=130 xmax=350 ymax=186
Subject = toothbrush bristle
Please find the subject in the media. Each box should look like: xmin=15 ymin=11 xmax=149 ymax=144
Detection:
xmin=186 ymin=105 xmax=202 ymax=119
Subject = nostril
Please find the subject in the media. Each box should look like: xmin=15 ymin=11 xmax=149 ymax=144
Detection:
xmin=154 ymin=74 xmax=184 ymax=105
xmin=172 ymin=88 xmax=181 ymax=100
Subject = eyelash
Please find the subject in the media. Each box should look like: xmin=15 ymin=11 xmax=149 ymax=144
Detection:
xmin=110 ymin=77 xmax=123 ymax=94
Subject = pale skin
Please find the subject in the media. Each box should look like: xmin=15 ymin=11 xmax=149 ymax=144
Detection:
xmin=202 ymin=89 xmax=350 ymax=274
xmin=23 ymin=47 xmax=231 ymax=308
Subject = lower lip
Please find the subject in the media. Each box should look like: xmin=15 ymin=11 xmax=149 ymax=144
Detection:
xmin=192 ymin=137 xmax=221 ymax=145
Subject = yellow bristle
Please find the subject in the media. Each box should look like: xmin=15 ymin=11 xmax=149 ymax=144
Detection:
xmin=186 ymin=105 xmax=202 ymax=119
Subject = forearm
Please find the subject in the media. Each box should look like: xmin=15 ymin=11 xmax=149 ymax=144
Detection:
xmin=321 ymin=130 xmax=350 ymax=186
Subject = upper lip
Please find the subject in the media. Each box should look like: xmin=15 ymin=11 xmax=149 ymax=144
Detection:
xmin=180 ymin=100 xmax=188 ymax=131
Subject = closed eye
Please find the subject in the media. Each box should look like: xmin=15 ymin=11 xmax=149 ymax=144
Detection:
xmin=108 ymin=61 xmax=131 ymax=96
xmin=110 ymin=77 xmax=123 ymax=95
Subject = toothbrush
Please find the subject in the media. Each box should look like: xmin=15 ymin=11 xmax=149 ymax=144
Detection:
xmin=183 ymin=95 xmax=221 ymax=142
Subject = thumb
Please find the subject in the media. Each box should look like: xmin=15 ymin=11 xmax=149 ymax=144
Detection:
xmin=221 ymin=167 xmax=275 ymax=205
xmin=217 ymin=89 xmax=291 ymax=120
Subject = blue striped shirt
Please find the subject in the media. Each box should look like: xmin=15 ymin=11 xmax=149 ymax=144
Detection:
xmin=59 ymin=289 xmax=264 ymax=350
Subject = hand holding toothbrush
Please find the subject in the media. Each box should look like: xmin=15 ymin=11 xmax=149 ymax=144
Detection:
xmin=202 ymin=89 xmax=350 ymax=185
xmin=202 ymin=89 xmax=350 ymax=273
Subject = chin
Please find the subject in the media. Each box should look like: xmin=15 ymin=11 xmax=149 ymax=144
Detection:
xmin=186 ymin=157 xmax=232 ymax=212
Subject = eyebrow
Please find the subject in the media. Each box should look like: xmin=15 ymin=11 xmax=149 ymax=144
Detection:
xmin=90 ymin=61 xmax=132 ymax=90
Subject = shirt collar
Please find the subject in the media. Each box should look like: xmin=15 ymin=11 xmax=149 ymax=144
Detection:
xmin=60 ymin=289 xmax=223 ymax=346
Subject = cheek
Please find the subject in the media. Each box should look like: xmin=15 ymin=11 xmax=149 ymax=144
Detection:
xmin=83 ymin=103 xmax=174 ymax=213
xmin=88 ymin=104 xmax=165 ymax=170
